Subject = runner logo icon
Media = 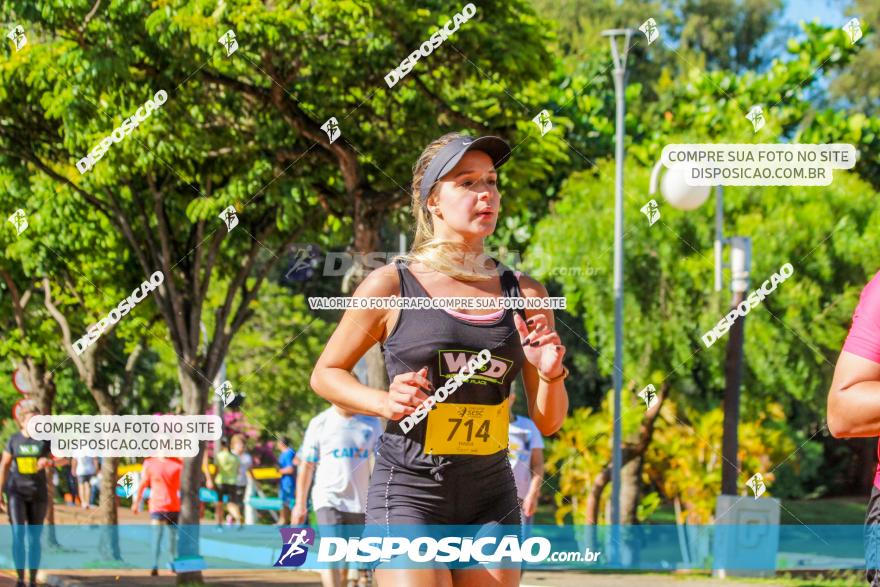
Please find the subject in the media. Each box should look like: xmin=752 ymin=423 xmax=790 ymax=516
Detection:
xmin=274 ymin=527 xmax=315 ymax=567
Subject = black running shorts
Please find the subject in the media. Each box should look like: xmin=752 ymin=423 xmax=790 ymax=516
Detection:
xmin=365 ymin=451 xmax=521 ymax=527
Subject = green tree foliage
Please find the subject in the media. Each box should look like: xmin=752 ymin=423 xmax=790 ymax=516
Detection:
xmin=0 ymin=2 xmax=568 ymax=574
xmin=226 ymin=283 xmax=334 ymax=443
xmin=645 ymin=401 xmax=800 ymax=524
xmin=530 ymin=142 xmax=877 ymax=511
xmin=547 ymin=395 xmax=807 ymax=524
xmin=831 ymin=0 xmax=879 ymax=115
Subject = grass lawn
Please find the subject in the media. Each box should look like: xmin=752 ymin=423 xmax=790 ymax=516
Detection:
xmin=643 ymin=496 xmax=868 ymax=525
xmin=532 ymin=497 xmax=869 ymax=586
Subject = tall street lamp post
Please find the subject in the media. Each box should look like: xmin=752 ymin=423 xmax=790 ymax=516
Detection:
xmin=602 ymin=27 xmax=634 ymax=564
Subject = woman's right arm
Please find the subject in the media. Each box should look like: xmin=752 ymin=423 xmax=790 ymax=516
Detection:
xmin=310 ymin=264 xmax=433 ymax=420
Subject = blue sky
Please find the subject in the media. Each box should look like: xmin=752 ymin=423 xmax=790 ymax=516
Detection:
xmin=781 ymin=0 xmax=848 ymax=33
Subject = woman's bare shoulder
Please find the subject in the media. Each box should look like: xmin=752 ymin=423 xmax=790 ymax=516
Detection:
xmin=516 ymin=271 xmax=550 ymax=298
xmin=354 ymin=262 xmax=401 ymax=297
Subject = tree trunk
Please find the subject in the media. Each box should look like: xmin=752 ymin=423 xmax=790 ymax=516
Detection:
xmin=97 ymin=456 xmax=121 ymax=560
xmin=619 ymin=455 xmax=642 ymax=525
xmin=586 ymin=468 xmax=611 ymax=525
xmin=585 ymin=382 xmax=668 ymax=525
xmin=176 ymin=367 xmax=209 ymax=585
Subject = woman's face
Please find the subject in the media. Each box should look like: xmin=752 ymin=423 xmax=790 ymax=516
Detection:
xmin=429 ymin=150 xmax=500 ymax=242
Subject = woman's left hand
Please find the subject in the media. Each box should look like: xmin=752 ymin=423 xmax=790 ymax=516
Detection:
xmin=513 ymin=313 xmax=566 ymax=379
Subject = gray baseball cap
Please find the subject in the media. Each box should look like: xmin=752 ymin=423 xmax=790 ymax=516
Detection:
xmin=419 ymin=135 xmax=512 ymax=203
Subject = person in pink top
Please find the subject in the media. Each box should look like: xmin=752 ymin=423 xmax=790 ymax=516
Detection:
xmin=828 ymin=270 xmax=880 ymax=584
xmin=131 ymin=456 xmax=183 ymax=577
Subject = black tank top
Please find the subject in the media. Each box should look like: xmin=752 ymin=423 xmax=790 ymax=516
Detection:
xmin=378 ymin=258 xmax=526 ymax=480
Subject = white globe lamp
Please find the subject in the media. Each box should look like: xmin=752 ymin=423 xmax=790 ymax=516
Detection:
xmin=661 ymin=166 xmax=711 ymax=210
xmin=650 ymin=163 xmax=711 ymax=210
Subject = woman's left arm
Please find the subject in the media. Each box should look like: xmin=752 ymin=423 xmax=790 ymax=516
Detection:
xmin=515 ymin=276 xmax=569 ymax=435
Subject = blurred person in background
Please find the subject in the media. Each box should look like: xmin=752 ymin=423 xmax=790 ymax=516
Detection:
xmin=292 ymin=405 xmax=382 ymax=587
xmin=507 ymin=385 xmax=544 ymax=529
xmin=72 ymin=453 xmax=97 ymax=509
xmin=276 ymin=436 xmax=299 ymax=526
xmin=132 ymin=455 xmax=183 ymax=577
xmin=231 ymin=434 xmax=254 ymax=525
xmin=89 ymin=458 xmax=102 ymax=507
xmin=207 ymin=437 xmax=242 ymax=530
xmin=0 ymin=402 xmax=54 ymax=587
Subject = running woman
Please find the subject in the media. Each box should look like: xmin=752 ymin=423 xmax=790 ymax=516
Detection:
xmin=828 ymin=269 xmax=880 ymax=585
xmin=0 ymin=401 xmax=53 ymax=587
xmin=311 ymin=133 xmax=569 ymax=587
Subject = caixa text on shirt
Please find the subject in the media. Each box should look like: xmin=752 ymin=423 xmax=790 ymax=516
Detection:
xmin=331 ymin=447 xmax=370 ymax=459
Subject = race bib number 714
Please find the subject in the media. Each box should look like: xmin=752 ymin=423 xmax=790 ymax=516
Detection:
xmin=424 ymin=402 xmax=508 ymax=456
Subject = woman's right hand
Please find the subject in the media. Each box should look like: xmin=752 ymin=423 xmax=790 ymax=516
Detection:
xmin=383 ymin=367 xmax=433 ymax=421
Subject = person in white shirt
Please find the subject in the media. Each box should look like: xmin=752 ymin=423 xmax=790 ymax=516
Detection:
xmin=508 ymin=386 xmax=544 ymax=527
xmin=292 ymin=405 xmax=382 ymax=587
xmin=72 ymin=454 xmax=98 ymax=510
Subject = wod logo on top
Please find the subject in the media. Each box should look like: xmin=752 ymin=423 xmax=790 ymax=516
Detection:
xmin=274 ymin=527 xmax=315 ymax=567
xmin=438 ymin=350 xmax=512 ymax=385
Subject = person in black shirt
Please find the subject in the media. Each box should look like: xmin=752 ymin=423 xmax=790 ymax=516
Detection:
xmin=0 ymin=401 xmax=54 ymax=587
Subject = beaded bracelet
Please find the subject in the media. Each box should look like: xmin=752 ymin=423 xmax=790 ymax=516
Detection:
xmin=538 ymin=365 xmax=569 ymax=383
